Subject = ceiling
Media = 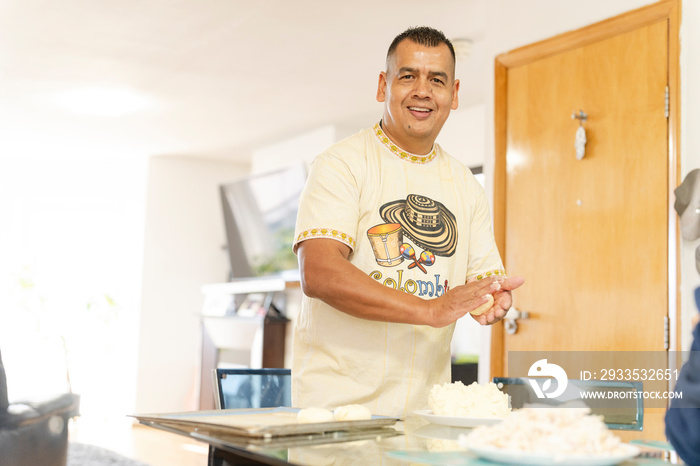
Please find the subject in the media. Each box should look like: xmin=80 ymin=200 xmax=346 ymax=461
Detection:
xmin=0 ymin=0 xmax=488 ymax=163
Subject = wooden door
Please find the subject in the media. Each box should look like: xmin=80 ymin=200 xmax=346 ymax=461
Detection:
xmin=493 ymin=1 xmax=681 ymax=441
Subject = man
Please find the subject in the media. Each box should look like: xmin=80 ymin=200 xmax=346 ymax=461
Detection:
xmin=292 ymin=26 xmax=524 ymax=418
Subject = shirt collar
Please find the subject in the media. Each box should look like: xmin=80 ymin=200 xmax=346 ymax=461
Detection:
xmin=373 ymin=122 xmax=437 ymax=164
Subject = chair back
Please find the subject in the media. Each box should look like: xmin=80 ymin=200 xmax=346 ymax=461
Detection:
xmin=213 ymin=368 xmax=291 ymax=410
xmin=493 ymin=377 xmax=643 ymax=431
xmin=0 ymin=350 xmax=8 ymax=412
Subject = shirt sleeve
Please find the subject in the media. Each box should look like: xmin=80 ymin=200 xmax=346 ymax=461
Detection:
xmin=464 ymin=177 xmax=506 ymax=282
xmin=293 ymin=150 xmax=361 ymax=254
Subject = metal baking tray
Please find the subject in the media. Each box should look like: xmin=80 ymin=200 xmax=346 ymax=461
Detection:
xmin=131 ymin=407 xmax=400 ymax=439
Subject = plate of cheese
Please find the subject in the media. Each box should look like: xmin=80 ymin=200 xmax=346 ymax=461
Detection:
xmin=414 ymin=380 xmax=511 ymax=427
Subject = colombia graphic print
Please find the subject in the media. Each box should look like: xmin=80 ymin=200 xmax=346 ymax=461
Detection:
xmin=367 ymin=194 xmax=457 ymax=273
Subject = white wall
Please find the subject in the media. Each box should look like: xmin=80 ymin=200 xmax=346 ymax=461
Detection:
xmin=251 ymin=125 xmax=338 ymax=173
xmin=136 ymin=156 xmax=247 ymax=413
xmin=438 ymin=104 xmax=486 ymax=170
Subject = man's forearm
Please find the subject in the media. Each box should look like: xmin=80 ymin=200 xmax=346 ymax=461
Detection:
xmin=298 ymin=239 xmax=434 ymax=325
xmin=297 ymin=239 xmax=504 ymax=327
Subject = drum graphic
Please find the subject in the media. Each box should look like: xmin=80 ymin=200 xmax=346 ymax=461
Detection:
xmin=367 ymin=223 xmax=404 ymax=266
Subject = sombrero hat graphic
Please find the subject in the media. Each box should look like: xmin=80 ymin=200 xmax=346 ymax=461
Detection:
xmin=379 ymin=194 xmax=457 ymax=257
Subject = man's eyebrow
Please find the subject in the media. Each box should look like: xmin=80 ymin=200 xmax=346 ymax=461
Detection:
xmin=429 ymin=70 xmax=449 ymax=80
xmin=397 ymin=67 xmax=449 ymax=80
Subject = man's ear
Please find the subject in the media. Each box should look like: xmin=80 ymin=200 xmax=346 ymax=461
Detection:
xmin=376 ymin=72 xmax=387 ymax=103
xmin=451 ymin=79 xmax=460 ymax=110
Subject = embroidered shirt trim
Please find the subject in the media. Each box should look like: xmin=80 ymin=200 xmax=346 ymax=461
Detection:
xmin=466 ymin=269 xmax=507 ymax=283
xmin=296 ymin=228 xmax=356 ymax=249
xmin=373 ymin=122 xmax=437 ymax=164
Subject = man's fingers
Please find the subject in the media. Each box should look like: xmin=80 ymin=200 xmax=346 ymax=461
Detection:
xmin=470 ymin=292 xmax=511 ymax=325
xmin=470 ymin=293 xmax=495 ymax=316
xmin=500 ymin=276 xmax=525 ymax=291
xmin=463 ymin=276 xmax=523 ymax=325
xmin=471 ymin=275 xmax=523 ymax=293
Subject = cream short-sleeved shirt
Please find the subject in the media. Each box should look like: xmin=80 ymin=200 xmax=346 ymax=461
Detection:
xmin=292 ymin=123 xmax=505 ymax=418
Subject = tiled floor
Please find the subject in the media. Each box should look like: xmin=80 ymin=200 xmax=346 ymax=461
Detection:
xmin=69 ymin=416 xmax=209 ymax=466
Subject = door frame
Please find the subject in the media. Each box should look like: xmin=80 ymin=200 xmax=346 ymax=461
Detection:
xmin=491 ymin=0 xmax=682 ymax=378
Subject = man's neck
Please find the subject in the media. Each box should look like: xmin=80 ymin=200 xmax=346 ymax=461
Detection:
xmin=379 ymin=120 xmax=435 ymax=156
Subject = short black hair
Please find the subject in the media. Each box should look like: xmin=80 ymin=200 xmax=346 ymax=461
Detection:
xmin=386 ymin=26 xmax=456 ymax=68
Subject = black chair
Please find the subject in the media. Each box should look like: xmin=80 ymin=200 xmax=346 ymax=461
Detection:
xmin=212 ymin=368 xmax=291 ymax=410
xmin=0 ymin=349 xmax=80 ymax=466
xmin=494 ymin=376 xmax=643 ymax=431
xmin=208 ymin=368 xmax=291 ymax=466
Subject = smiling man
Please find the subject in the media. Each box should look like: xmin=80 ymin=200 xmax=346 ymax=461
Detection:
xmin=291 ymin=26 xmax=523 ymax=419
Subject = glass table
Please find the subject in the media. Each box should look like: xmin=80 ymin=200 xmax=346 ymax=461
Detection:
xmin=136 ymin=412 xmax=681 ymax=466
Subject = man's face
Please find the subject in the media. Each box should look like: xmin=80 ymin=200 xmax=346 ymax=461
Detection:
xmin=376 ymin=40 xmax=459 ymax=155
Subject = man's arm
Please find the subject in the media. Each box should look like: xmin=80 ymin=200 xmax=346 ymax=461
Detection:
xmin=297 ymin=238 xmax=520 ymax=328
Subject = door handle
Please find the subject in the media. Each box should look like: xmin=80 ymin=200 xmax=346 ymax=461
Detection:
xmin=505 ymin=307 xmax=530 ymax=320
xmin=504 ymin=307 xmax=530 ymax=335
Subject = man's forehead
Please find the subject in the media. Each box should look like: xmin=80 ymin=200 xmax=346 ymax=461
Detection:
xmin=387 ymin=41 xmax=455 ymax=76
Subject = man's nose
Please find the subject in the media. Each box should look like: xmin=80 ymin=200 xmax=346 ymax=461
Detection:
xmin=412 ymin=77 xmax=431 ymax=98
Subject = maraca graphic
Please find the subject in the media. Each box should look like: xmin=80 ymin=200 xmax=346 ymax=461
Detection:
xmin=400 ymin=243 xmax=427 ymax=273
xmin=418 ymin=250 xmax=436 ymax=267
xmin=409 ymin=250 xmax=435 ymax=272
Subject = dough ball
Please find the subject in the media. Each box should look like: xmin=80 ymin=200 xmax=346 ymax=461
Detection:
xmin=470 ymin=293 xmax=495 ymax=316
xmin=296 ymin=407 xmax=334 ymax=423
xmin=333 ymin=404 xmax=372 ymax=421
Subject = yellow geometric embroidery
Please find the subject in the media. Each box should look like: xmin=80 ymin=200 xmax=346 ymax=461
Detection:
xmin=466 ymin=269 xmax=507 ymax=283
xmin=373 ymin=123 xmax=436 ymax=164
xmin=296 ymin=228 xmax=356 ymax=249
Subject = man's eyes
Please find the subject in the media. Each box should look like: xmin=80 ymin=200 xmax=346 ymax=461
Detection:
xmin=399 ymin=75 xmax=445 ymax=85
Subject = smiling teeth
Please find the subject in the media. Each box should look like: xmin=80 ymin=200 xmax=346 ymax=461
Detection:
xmin=409 ymin=107 xmax=430 ymax=112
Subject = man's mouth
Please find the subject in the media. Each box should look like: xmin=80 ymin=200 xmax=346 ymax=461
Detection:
xmin=408 ymin=106 xmax=432 ymax=114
